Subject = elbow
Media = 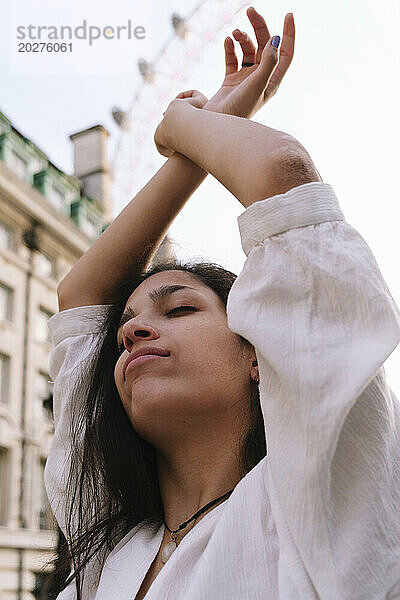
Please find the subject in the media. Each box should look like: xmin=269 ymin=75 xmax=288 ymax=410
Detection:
xmin=272 ymin=143 xmax=323 ymax=193
xmin=244 ymin=142 xmax=323 ymax=206
xmin=56 ymin=278 xmax=78 ymax=312
xmin=237 ymin=137 xmax=323 ymax=207
xmin=56 ymin=278 xmax=69 ymax=301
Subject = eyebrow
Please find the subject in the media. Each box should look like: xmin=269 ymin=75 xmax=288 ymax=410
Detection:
xmin=117 ymin=284 xmax=198 ymax=332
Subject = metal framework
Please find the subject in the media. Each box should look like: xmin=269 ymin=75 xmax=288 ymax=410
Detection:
xmin=112 ymin=0 xmax=248 ymax=215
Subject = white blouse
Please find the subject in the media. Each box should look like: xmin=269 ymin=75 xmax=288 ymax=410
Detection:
xmin=45 ymin=181 xmax=400 ymax=599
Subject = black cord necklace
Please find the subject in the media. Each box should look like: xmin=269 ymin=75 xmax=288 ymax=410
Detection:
xmin=161 ymin=488 xmax=235 ymax=564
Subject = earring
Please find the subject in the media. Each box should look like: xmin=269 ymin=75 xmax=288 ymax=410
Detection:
xmin=251 ymin=359 xmax=259 ymax=384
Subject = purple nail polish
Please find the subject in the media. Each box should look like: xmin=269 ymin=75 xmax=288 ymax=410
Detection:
xmin=272 ymin=35 xmax=280 ymax=48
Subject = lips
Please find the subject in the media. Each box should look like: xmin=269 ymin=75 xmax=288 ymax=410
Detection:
xmin=123 ymin=346 xmax=170 ymax=380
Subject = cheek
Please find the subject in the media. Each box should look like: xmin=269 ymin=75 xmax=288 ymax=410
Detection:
xmin=113 ymin=356 xmax=135 ymax=417
xmin=186 ymin=324 xmax=242 ymax=375
xmin=113 ymin=355 xmax=125 ymax=392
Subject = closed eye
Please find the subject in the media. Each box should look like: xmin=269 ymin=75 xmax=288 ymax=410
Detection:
xmin=117 ymin=306 xmax=196 ymax=354
xmin=165 ymin=305 xmax=196 ymax=316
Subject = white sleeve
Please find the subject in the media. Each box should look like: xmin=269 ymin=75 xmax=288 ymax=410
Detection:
xmin=227 ymin=181 xmax=400 ymax=599
xmin=44 ymin=304 xmax=111 ymax=536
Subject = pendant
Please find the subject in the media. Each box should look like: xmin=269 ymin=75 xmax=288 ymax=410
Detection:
xmin=161 ymin=541 xmax=177 ymax=564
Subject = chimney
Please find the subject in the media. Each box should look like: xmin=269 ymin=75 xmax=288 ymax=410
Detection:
xmin=70 ymin=125 xmax=112 ymax=224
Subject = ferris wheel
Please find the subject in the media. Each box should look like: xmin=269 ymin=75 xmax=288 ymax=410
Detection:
xmin=112 ymin=0 xmax=249 ymax=217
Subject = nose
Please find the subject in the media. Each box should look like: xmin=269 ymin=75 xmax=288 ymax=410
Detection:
xmin=122 ymin=319 xmax=160 ymax=352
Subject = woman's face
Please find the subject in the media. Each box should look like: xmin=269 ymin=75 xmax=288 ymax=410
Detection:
xmin=113 ymin=270 xmax=255 ymax=447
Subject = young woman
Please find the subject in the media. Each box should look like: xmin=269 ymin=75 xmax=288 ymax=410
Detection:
xmin=45 ymin=7 xmax=400 ymax=600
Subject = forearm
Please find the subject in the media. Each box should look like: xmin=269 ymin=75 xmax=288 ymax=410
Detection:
xmin=163 ymin=102 xmax=321 ymax=208
xmin=58 ymin=153 xmax=207 ymax=308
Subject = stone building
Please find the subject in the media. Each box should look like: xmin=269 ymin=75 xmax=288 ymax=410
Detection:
xmin=0 ymin=110 xmax=174 ymax=599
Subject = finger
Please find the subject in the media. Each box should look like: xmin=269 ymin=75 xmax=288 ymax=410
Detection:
xmin=264 ymin=13 xmax=295 ymax=98
xmin=246 ymin=6 xmax=271 ymax=64
xmin=175 ymin=91 xmax=208 ymax=108
xmin=232 ymin=29 xmax=256 ymax=65
xmin=176 ymin=90 xmax=198 ymax=99
xmin=186 ymin=92 xmax=209 ymax=108
xmin=249 ymin=35 xmax=280 ymax=97
xmin=224 ymin=36 xmax=238 ymax=76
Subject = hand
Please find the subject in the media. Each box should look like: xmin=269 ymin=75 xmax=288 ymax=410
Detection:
xmin=155 ymin=90 xmax=208 ymax=157
xmin=204 ymin=8 xmax=295 ymax=118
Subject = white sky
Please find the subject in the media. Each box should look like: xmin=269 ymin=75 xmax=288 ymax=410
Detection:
xmin=1 ymin=0 xmax=399 ymax=393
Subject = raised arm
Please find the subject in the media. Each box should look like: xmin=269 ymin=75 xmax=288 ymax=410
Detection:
xmin=156 ymin=97 xmax=321 ymax=208
xmin=58 ymin=9 xmax=297 ymax=309
xmin=58 ymin=154 xmax=208 ymax=308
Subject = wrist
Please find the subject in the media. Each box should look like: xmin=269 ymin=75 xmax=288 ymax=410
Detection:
xmin=202 ymin=100 xmax=216 ymax=112
xmin=203 ymin=95 xmax=225 ymax=115
xmin=167 ymin=151 xmax=208 ymax=180
xmin=155 ymin=100 xmax=190 ymax=158
xmin=164 ymin=100 xmax=193 ymax=151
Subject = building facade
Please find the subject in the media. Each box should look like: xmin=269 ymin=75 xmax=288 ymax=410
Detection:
xmin=0 ymin=110 xmax=174 ymax=599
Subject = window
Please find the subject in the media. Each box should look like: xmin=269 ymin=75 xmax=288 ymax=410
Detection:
xmin=0 ymin=221 xmax=14 ymax=251
xmin=0 ymin=447 xmax=9 ymax=525
xmin=0 ymin=353 xmax=10 ymax=404
xmin=35 ymin=308 xmax=53 ymax=344
xmin=47 ymin=185 xmax=65 ymax=213
xmin=36 ymin=251 xmax=55 ymax=279
xmin=0 ymin=283 xmax=13 ymax=322
xmin=38 ymin=457 xmax=54 ymax=530
xmin=80 ymin=212 xmax=99 ymax=239
xmin=8 ymin=150 xmax=27 ymax=180
xmin=35 ymin=371 xmax=53 ymax=420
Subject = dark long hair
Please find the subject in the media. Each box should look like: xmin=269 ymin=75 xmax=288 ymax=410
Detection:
xmin=45 ymin=259 xmax=266 ymax=599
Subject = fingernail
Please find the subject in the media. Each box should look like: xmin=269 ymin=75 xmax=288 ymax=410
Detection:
xmin=272 ymin=35 xmax=280 ymax=48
